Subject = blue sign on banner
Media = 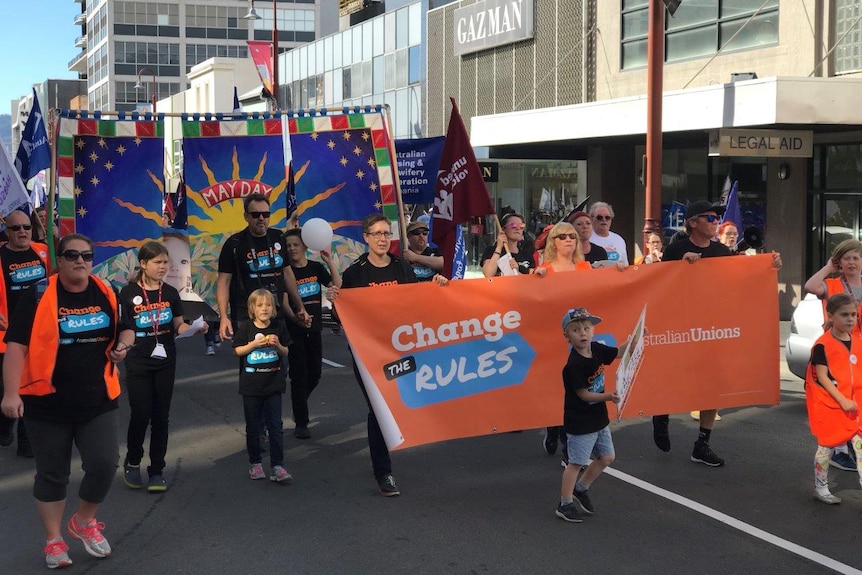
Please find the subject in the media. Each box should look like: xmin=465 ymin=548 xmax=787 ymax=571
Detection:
xmin=394 ymin=137 xmax=445 ymax=204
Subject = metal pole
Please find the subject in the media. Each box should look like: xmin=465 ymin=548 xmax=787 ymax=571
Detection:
xmin=643 ymin=0 xmax=664 ymax=247
xmin=272 ymin=0 xmax=279 ymax=110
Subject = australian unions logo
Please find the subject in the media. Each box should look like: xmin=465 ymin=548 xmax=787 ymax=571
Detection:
xmin=384 ymin=310 xmax=535 ymax=408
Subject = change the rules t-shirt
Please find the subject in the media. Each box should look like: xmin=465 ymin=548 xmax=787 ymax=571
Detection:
xmin=233 ymin=319 xmax=291 ymax=396
xmin=289 ymin=260 xmax=332 ymax=333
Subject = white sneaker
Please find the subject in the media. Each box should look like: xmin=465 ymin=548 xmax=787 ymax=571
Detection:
xmin=206 ymin=345 xmax=215 ymax=356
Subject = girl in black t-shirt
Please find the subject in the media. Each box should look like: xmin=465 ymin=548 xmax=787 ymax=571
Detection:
xmin=117 ymin=241 xmax=208 ymax=493
xmin=233 ymin=288 xmax=292 ymax=483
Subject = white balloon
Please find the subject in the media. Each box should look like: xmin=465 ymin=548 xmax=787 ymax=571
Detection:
xmin=301 ymin=218 xmax=334 ymax=251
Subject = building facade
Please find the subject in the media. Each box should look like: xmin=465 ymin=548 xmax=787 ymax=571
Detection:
xmin=68 ymin=0 xmax=335 ymax=113
xmin=428 ymin=0 xmax=862 ymax=318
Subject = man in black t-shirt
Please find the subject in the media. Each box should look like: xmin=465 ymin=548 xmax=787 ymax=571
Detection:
xmin=216 ymin=193 xmax=308 ymax=340
xmin=403 ymin=221 xmax=443 ymax=281
xmin=654 ymin=200 xmax=782 ymax=468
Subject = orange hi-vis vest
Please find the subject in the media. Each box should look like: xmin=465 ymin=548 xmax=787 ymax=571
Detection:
xmin=0 ymin=242 xmax=50 ymax=354
xmin=822 ymin=277 xmax=862 ymax=333
xmin=804 ymin=330 xmax=861 ymax=447
xmin=18 ymin=274 xmax=120 ymax=399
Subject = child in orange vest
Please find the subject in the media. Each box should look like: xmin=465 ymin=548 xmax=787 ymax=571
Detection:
xmin=805 ymin=293 xmax=862 ymax=504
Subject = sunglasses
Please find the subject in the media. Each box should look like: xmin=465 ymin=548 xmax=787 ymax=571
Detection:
xmin=697 ymin=214 xmax=720 ymax=222
xmin=247 ymin=211 xmax=271 ymax=219
xmin=593 ymin=215 xmax=612 ymax=221
xmin=7 ymin=224 xmax=32 ymax=231
xmin=61 ymin=250 xmax=95 ymax=262
xmin=553 ymin=233 xmax=578 ymax=240
xmin=506 ymin=222 xmax=526 ymax=230
xmin=409 ymin=230 xmax=429 ymax=236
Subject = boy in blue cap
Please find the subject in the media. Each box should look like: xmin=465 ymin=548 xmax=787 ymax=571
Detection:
xmin=556 ymin=307 xmax=629 ymax=523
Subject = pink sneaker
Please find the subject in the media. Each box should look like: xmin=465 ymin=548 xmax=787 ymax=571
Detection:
xmin=66 ymin=514 xmax=111 ymax=558
xmin=45 ymin=537 xmax=73 ymax=569
xmin=270 ymin=465 xmax=292 ymax=483
xmin=249 ymin=463 xmax=265 ymax=480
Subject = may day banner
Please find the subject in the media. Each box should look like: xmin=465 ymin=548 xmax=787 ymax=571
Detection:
xmin=55 ymin=114 xmax=165 ymax=288
xmin=287 ymin=108 xmax=401 ymax=272
xmin=335 ymin=255 xmax=780 ymax=450
xmin=182 ymin=117 xmax=288 ymax=304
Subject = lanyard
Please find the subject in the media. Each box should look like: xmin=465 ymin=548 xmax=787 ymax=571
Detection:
xmin=139 ymin=282 xmax=163 ymax=342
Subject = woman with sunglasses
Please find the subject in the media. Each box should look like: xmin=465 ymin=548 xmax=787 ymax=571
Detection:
xmin=1 ymin=234 xmax=127 ymax=568
xmin=481 ymin=212 xmax=536 ymax=278
xmin=116 ymin=241 xmax=208 ymax=493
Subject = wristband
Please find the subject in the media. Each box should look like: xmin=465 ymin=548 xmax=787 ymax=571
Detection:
xmin=494 ymin=251 xmax=502 ymax=256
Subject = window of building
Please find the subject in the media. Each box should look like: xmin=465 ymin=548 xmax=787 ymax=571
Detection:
xmin=620 ymin=0 xmax=779 ymax=70
xmin=835 ymin=0 xmax=862 ymax=74
xmin=251 ymin=7 xmax=315 ymax=33
xmin=185 ymin=44 xmax=248 ymax=72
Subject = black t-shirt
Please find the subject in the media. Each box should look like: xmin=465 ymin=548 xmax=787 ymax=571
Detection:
xmin=480 ymin=244 xmax=536 ymax=275
xmin=118 ymin=282 xmax=184 ymax=368
xmin=663 ymin=238 xmax=732 ymax=261
xmin=0 ymin=244 xmax=48 ymax=316
xmin=341 ymin=255 xmax=418 ymax=289
xmin=218 ymin=229 xmax=287 ymax=319
xmin=6 ymin=280 xmax=118 ymax=422
xmin=583 ymin=243 xmax=608 ymax=264
xmin=810 ymin=340 xmax=852 ymax=384
xmin=289 ymin=260 xmax=332 ymax=333
xmin=562 ymin=342 xmax=618 ymax=435
xmin=233 ymin=319 xmax=291 ymax=396
xmin=410 ymin=246 xmax=441 ymax=282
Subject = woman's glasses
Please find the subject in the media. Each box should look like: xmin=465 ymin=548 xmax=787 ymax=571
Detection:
xmin=506 ymin=222 xmax=526 ymax=230
xmin=366 ymin=231 xmax=393 ymax=239
xmin=7 ymin=224 xmax=32 ymax=231
xmin=61 ymin=250 xmax=95 ymax=262
xmin=553 ymin=233 xmax=578 ymax=240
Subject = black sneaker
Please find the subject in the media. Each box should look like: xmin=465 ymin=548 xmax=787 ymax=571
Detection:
xmin=691 ymin=443 xmax=725 ymax=467
xmin=377 ymin=474 xmax=400 ymax=497
xmin=573 ymin=489 xmax=595 ymax=515
xmin=542 ymin=427 xmax=558 ymax=455
xmin=555 ymin=502 xmax=585 ymax=523
xmin=124 ymin=464 xmax=143 ymax=489
xmin=147 ymin=474 xmax=167 ymax=493
xmin=652 ymin=415 xmax=671 ymax=452
xmin=294 ymin=426 xmax=311 ymax=439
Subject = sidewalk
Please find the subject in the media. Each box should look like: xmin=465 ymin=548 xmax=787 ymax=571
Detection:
xmin=778 ymin=320 xmax=803 ymax=393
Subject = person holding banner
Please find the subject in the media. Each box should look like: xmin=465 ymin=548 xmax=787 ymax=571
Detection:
xmin=804 ymin=293 xmax=862 ymax=504
xmin=403 ymin=221 xmax=443 ymax=281
xmin=216 ymin=194 xmax=309 ymax=341
xmin=570 ymin=211 xmax=608 ymax=265
xmin=803 ymin=238 xmax=862 ymax=472
xmin=556 ymin=308 xmax=628 ymax=523
xmin=481 ymin=213 xmax=536 ymax=277
xmin=653 ymin=200 xmax=782 ymax=466
xmin=335 ymin=213 xmax=447 ymax=496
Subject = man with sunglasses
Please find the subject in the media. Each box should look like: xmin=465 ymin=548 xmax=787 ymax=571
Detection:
xmin=653 ymin=200 xmax=782 ymax=467
xmin=216 ymin=194 xmax=308 ymax=341
xmin=0 ymin=210 xmax=50 ymax=457
xmin=589 ymin=202 xmax=629 ymax=265
xmin=403 ymin=220 xmax=443 ymax=281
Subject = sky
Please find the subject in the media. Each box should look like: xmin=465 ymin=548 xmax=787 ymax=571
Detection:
xmin=0 ymin=0 xmax=81 ymax=112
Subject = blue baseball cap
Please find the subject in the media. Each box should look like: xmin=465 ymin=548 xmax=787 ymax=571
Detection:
xmin=562 ymin=307 xmax=602 ymax=331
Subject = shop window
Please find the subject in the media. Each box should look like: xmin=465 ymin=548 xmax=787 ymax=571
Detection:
xmin=621 ymin=0 xmax=779 ymax=70
xmin=835 ymin=0 xmax=862 ymax=74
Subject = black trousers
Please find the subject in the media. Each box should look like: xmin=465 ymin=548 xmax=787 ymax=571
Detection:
xmin=288 ymin=330 xmax=323 ymax=427
xmin=352 ymin=358 xmax=391 ymax=479
xmin=124 ymin=361 xmax=176 ymax=475
xmin=0 ymin=352 xmax=28 ymax=446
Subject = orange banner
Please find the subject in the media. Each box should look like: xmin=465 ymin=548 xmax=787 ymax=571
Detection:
xmin=336 ymin=255 xmax=780 ymax=450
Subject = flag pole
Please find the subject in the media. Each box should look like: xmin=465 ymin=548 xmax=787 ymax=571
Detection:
xmin=381 ymin=104 xmax=409 ymax=254
xmin=46 ymin=109 xmax=59 ymax=267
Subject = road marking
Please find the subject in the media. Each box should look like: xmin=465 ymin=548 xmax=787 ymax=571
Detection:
xmin=605 ymin=467 xmax=862 ymax=575
xmin=322 ymin=358 xmax=345 ymax=368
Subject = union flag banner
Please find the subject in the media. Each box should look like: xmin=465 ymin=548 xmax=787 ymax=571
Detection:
xmin=55 ymin=113 xmax=165 ymax=289
xmin=335 ymin=255 xmax=780 ymax=450
xmin=182 ymin=116 xmax=288 ymax=304
xmin=247 ymin=40 xmax=274 ymax=96
xmin=287 ymin=108 xmax=401 ymax=271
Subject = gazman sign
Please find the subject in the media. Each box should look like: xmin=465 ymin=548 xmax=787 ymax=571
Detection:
xmin=453 ymin=0 xmax=535 ymax=56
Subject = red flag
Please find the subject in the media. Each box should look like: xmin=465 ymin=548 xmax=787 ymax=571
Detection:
xmin=431 ymin=98 xmax=495 ymax=278
xmin=247 ymin=40 xmax=274 ymax=96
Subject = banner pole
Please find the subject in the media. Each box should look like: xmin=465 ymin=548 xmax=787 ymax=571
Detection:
xmin=47 ymin=109 xmax=59 ymax=267
xmin=382 ymin=105 xmax=409 ymax=254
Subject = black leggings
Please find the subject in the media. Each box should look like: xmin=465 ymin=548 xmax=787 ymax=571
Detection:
xmin=25 ymin=409 xmax=119 ymax=503
xmin=288 ymin=330 xmax=323 ymax=427
xmin=124 ymin=361 xmax=177 ymax=475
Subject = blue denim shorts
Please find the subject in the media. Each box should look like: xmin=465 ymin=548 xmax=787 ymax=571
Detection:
xmin=565 ymin=426 xmax=614 ymax=466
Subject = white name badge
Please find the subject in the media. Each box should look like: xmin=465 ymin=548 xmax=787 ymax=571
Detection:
xmin=151 ymin=343 xmax=167 ymax=359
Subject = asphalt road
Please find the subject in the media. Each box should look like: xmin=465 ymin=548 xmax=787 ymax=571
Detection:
xmin=2 ymin=324 xmax=861 ymax=574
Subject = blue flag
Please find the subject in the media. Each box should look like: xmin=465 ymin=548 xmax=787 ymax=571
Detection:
xmin=233 ymin=86 xmax=241 ymax=113
xmin=721 ymin=180 xmax=742 ymax=230
xmin=15 ymin=89 xmax=51 ymax=182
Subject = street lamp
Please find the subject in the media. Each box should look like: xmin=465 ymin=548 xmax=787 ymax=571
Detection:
xmin=244 ymin=0 xmax=279 ymax=109
xmin=134 ymin=67 xmax=157 ymax=113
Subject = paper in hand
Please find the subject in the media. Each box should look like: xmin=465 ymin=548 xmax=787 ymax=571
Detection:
xmin=176 ymin=315 xmax=205 ymax=339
